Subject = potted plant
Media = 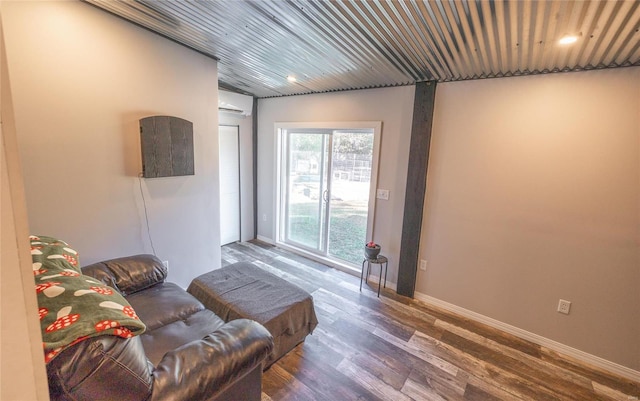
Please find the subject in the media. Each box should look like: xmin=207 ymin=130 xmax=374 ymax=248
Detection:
xmin=364 ymin=241 xmax=381 ymax=259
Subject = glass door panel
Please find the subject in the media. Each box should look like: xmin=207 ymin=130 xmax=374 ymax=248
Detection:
xmin=285 ymin=133 xmax=328 ymax=251
xmin=327 ymin=131 xmax=373 ymax=264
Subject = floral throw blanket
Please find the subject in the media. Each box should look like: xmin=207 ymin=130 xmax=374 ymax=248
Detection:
xmin=31 ymin=235 xmax=146 ymax=363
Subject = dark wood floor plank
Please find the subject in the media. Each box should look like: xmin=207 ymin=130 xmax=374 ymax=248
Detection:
xmin=349 ymin=350 xmax=411 ymax=391
xmin=433 ymin=319 xmax=595 ymax=391
xmin=383 ymin=290 xmax=544 ymax=359
xmin=262 ymin=364 xmax=318 ymax=401
xmin=312 ymin=288 xmax=416 ymax=342
xmin=290 ymin=333 xmax=344 ymax=370
xmin=283 ymin=343 xmax=384 ymax=401
xmin=540 ymin=347 xmax=640 ymax=397
xmin=316 ymin=309 xmax=415 ymax=391
xmin=337 ymin=358 xmax=413 ymax=401
xmin=221 ymin=241 xmax=640 ymax=401
xmin=408 ymin=329 xmax=569 ymax=401
xmin=440 ymin=330 xmax=602 ymax=401
xmin=463 ymin=383 xmax=505 ymax=401
xmin=440 ymin=331 xmax=579 ymax=401
xmin=404 ymin=363 xmax=466 ymax=401
xmin=373 ymin=328 xmax=460 ymax=378
xmin=402 ymin=376 xmax=459 ymax=401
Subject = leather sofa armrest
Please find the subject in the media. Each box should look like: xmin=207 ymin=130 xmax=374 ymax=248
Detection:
xmin=151 ymin=319 xmax=273 ymax=401
xmin=47 ymin=336 xmax=153 ymax=401
xmin=82 ymin=254 xmax=167 ymax=295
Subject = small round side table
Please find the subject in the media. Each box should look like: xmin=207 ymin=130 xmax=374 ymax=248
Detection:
xmin=360 ymin=255 xmax=388 ymax=297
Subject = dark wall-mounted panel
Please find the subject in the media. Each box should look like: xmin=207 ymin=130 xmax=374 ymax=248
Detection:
xmin=140 ymin=116 xmax=194 ymax=178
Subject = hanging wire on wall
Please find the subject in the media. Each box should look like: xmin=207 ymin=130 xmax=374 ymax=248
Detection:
xmin=138 ymin=173 xmax=157 ymax=256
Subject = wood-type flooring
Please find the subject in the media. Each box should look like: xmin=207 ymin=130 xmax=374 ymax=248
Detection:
xmin=221 ymin=241 xmax=639 ymax=401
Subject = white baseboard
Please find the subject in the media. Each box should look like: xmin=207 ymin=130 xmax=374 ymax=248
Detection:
xmin=413 ymin=292 xmax=640 ymax=382
xmin=255 ymin=235 xmax=275 ymax=245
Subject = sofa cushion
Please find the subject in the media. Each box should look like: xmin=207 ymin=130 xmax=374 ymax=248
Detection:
xmin=82 ymin=254 xmax=167 ymax=296
xmin=141 ymin=309 xmax=226 ymax=366
xmin=126 ymin=281 xmax=229 ymax=365
xmin=126 ymin=282 xmax=206 ymax=331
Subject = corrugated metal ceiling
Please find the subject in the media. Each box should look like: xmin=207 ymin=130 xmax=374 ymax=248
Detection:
xmin=85 ymin=0 xmax=640 ymax=98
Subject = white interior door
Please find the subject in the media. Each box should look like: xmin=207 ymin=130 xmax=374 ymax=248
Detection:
xmin=219 ymin=125 xmax=240 ymax=245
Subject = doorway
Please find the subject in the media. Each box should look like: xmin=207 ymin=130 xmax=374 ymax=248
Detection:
xmin=276 ymin=122 xmax=381 ymax=268
xmin=219 ymin=125 xmax=240 ymax=245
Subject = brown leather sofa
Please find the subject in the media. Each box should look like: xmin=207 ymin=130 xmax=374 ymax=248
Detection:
xmin=45 ymin=254 xmax=274 ymax=401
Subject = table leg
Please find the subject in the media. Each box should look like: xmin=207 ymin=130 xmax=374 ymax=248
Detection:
xmin=360 ymin=259 xmax=366 ymax=292
xmin=366 ymin=262 xmax=370 ymax=283
xmin=378 ymin=262 xmax=383 ymax=297
xmin=383 ymin=261 xmax=388 ymax=288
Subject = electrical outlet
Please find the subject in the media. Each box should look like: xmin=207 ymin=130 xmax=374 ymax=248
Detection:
xmin=419 ymin=260 xmax=427 ymax=271
xmin=162 ymin=260 xmax=169 ymax=269
xmin=557 ymin=299 xmax=571 ymax=315
xmin=262 ymin=214 xmax=267 ymax=222
xmin=376 ymin=189 xmax=390 ymax=200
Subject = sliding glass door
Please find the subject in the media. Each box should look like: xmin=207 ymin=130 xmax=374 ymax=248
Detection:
xmin=279 ymin=125 xmax=378 ymax=267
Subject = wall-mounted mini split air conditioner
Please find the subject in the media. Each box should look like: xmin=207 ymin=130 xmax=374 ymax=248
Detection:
xmin=218 ymin=90 xmax=253 ymax=117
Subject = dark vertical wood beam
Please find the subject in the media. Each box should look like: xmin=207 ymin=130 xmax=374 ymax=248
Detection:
xmin=252 ymin=97 xmax=258 ymax=239
xmin=397 ymin=81 xmax=437 ymax=297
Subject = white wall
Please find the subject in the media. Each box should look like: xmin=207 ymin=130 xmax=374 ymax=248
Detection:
xmin=3 ymin=1 xmax=220 ymax=288
xmin=419 ymin=67 xmax=640 ymax=371
xmin=257 ymin=86 xmax=415 ymax=283
xmin=1 ymin=9 xmax=49 ymax=397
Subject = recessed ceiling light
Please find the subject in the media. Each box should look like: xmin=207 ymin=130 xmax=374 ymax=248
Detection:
xmin=287 ymin=75 xmax=297 ymax=83
xmin=559 ymin=35 xmax=578 ymax=45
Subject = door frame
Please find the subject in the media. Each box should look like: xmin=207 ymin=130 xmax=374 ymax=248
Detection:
xmin=274 ymin=121 xmax=382 ymax=273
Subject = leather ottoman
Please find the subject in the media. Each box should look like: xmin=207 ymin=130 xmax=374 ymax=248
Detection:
xmin=187 ymin=262 xmax=318 ymax=368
